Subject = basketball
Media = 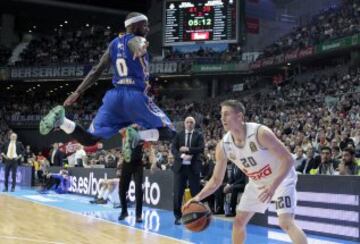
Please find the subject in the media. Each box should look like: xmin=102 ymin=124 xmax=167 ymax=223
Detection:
xmin=181 ymin=201 xmax=212 ymax=232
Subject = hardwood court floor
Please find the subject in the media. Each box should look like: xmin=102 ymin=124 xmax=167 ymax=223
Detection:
xmin=0 ymin=195 xmax=184 ymax=244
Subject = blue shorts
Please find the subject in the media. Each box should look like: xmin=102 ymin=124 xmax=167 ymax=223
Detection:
xmin=88 ymin=87 xmax=175 ymax=139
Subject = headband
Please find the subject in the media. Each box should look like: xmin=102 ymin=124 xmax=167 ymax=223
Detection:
xmin=124 ymin=15 xmax=148 ymax=27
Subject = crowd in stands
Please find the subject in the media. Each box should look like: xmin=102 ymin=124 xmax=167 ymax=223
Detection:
xmin=260 ymin=0 xmax=360 ymax=58
xmin=0 ymin=110 xmax=12 ymax=146
xmin=1 ymin=63 xmax=359 ymax=178
xmin=1 ymin=22 xmax=243 ymax=66
xmin=1 ymin=91 xmax=99 ymax=124
xmin=164 ymin=44 xmax=242 ymax=63
xmin=15 ymin=26 xmax=116 ymax=66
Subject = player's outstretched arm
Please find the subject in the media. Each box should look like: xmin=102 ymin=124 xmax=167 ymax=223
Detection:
xmin=183 ymin=141 xmax=227 ymax=209
xmin=63 ymin=48 xmax=111 ymax=106
xmin=257 ymin=126 xmax=294 ymax=202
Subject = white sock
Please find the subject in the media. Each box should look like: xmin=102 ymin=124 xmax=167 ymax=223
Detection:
xmin=60 ymin=117 xmax=76 ymax=134
xmin=102 ymin=189 xmax=110 ymax=200
xmin=98 ymin=186 xmax=105 ymax=199
xmin=138 ymin=129 xmax=159 ymax=142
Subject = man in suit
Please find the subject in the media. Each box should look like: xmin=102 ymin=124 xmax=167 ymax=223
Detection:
xmin=50 ymin=143 xmax=65 ymax=167
xmin=296 ymin=147 xmax=321 ymax=174
xmin=171 ymin=116 xmax=204 ymax=225
xmin=223 ymin=163 xmax=247 ymax=217
xmin=1 ymin=133 xmax=24 ymax=192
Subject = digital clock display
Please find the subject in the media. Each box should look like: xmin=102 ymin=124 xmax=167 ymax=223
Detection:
xmin=163 ymin=0 xmax=239 ymax=46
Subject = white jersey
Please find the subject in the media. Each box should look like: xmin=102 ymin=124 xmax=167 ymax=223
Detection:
xmin=222 ymin=122 xmax=297 ymax=187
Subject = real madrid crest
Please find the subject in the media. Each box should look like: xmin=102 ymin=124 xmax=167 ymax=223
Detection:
xmin=229 ymin=153 xmax=236 ymax=161
xmin=249 ymin=141 xmax=258 ymax=152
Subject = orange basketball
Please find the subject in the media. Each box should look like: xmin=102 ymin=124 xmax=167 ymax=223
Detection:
xmin=181 ymin=201 xmax=212 ymax=232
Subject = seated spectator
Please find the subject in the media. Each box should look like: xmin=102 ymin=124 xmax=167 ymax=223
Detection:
xmin=36 ymin=152 xmax=50 ymax=183
xmin=200 ymin=154 xmax=216 ymax=213
xmin=294 ymin=146 xmax=306 ymax=169
xmin=74 ymin=144 xmax=87 ymax=167
xmin=332 ymin=146 xmax=342 ymax=161
xmin=24 ymin=145 xmax=33 ymax=163
xmin=296 ymin=147 xmax=321 ymax=174
xmin=105 ymin=150 xmax=117 ymax=168
xmin=201 ymin=159 xmax=229 ymax=214
xmin=339 ymin=131 xmax=355 ymax=151
xmin=338 ymin=147 xmax=358 ymax=175
xmin=223 ymin=163 xmax=246 ymax=217
xmin=313 ymin=146 xmax=339 ymax=175
xmin=49 ymin=143 xmax=65 ymax=166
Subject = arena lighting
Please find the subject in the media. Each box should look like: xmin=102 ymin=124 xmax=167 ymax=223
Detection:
xmin=287 ymin=62 xmax=291 ymax=66
xmin=64 ymin=20 xmax=68 ymax=24
xmin=107 ymin=26 xmax=111 ymax=29
xmin=37 ymin=84 xmax=40 ymax=87
xmin=85 ymin=23 xmax=90 ymax=27
xmin=59 ymin=24 xmax=63 ymax=27
xmin=28 ymin=30 xmax=32 ymax=33
xmin=33 ymin=25 xmax=37 ymax=29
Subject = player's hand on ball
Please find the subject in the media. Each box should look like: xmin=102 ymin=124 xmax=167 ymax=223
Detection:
xmin=64 ymin=91 xmax=80 ymax=106
xmin=257 ymin=185 xmax=275 ymax=203
xmin=182 ymin=196 xmax=201 ymax=212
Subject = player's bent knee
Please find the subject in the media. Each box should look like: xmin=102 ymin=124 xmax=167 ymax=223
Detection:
xmin=278 ymin=216 xmax=294 ymax=231
xmin=233 ymin=216 xmax=248 ymax=229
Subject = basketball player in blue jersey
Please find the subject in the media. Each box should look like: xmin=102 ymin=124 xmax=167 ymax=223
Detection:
xmin=39 ymin=12 xmax=175 ymax=162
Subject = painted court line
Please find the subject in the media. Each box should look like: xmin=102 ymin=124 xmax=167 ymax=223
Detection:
xmin=7 ymin=194 xmax=193 ymax=244
xmin=0 ymin=235 xmax=65 ymax=244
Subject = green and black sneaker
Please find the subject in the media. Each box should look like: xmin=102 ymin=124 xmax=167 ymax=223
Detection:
xmin=122 ymin=126 xmax=140 ymax=163
xmin=39 ymin=105 xmax=65 ymax=135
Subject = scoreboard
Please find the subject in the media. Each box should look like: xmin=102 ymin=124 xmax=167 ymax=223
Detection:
xmin=163 ymin=0 xmax=239 ymax=46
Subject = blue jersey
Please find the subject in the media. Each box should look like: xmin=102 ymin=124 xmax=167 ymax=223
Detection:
xmin=109 ymin=33 xmax=149 ymax=91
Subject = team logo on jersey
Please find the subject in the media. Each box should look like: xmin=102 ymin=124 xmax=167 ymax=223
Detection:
xmin=229 ymin=153 xmax=236 ymax=161
xmin=246 ymin=164 xmax=272 ymax=181
xmin=249 ymin=142 xmax=258 ymax=152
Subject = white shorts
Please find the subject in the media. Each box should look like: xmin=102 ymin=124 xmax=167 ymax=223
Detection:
xmin=237 ymin=181 xmax=296 ymax=215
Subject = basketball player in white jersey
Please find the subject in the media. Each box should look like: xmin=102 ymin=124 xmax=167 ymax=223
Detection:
xmin=184 ymin=100 xmax=307 ymax=244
